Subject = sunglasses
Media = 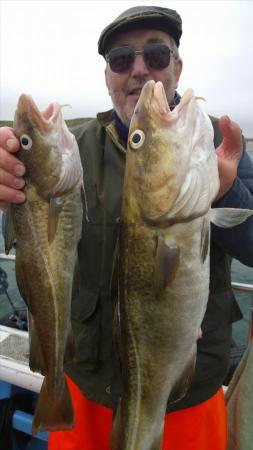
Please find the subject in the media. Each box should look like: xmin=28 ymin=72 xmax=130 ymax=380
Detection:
xmin=105 ymin=43 xmax=175 ymax=73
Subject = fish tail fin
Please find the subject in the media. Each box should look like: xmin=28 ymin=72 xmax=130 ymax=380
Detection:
xmin=32 ymin=375 xmax=74 ymax=435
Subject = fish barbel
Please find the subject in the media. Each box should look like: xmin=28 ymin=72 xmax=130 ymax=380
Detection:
xmin=226 ymin=340 xmax=253 ymax=450
xmin=4 ymin=94 xmax=83 ymax=435
xmin=111 ymin=80 xmax=253 ymax=450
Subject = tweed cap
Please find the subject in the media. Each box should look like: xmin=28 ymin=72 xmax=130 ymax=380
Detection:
xmin=98 ymin=6 xmax=182 ymax=56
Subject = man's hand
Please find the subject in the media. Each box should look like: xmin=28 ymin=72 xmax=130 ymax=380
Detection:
xmin=0 ymin=127 xmax=25 ymax=211
xmin=215 ymin=116 xmax=243 ymax=202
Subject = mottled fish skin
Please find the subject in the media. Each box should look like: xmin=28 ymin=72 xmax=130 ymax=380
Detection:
xmin=5 ymin=94 xmax=83 ymax=435
xmin=226 ymin=341 xmax=253 ymax=450
xmin=111 ymin=81 xmax=220 ymax=450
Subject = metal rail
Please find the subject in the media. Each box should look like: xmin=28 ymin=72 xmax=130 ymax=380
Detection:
xmin=0 ymin=253 xmax=15 ymax=261
xmin=1 ymin=252 xmax=253 ymax=338
xmin=232 ymin=282 xmax=253 ymax=293
xmin=232 ymin=281 xmax=253 ymax=342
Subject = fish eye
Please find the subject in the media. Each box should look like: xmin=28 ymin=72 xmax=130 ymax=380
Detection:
xmin=129 ymin=129 xmax=145 ymax=150
xmin=20 ymin=134 xmax=32 ymax=150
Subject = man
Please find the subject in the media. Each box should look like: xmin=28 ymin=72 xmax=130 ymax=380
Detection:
xmin=0 ymin=6 xmax=253 ymax=450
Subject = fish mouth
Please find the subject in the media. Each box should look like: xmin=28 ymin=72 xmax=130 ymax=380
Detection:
xmin=14 ymin=94 xmax=61 ymax=133
xmin=133 ymin=80 xmax=171 ymax=119
xmin=133 ymin=81 xmax=195 ymax=123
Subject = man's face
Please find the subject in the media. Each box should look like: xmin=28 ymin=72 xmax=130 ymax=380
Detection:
xmin=105 ymin=28 xmax=183 ymax=127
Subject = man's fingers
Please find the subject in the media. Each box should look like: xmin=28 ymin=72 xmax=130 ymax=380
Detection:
xmin=218 ymin=115 xmax=243 ymax=158
xmin=0 ymin=184 xmax=25 ymax=205
xmin=218 ymin=115 xmax=231 ymax=136
xmin=0 ymin=168 xmax=25 ymax=190
xmin=0 ymin=127 xmax=20 ymax=152
xmin=0 ymin=147 xmax=25 ymax=177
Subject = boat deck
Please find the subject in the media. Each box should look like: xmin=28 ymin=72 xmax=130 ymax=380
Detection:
xmin=0 ymin=325 xmax=43 ymax=392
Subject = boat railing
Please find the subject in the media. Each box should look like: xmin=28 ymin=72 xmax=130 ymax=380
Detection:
xmin=232 ymin=281 xmax=253 ymax=342
xmin=232 ymin=282 xmax=253 ymax=293
xmin=0 ymin=253 xmax=16 ymax=261
xmin=1 ymin=252 xmax=253 ymax=340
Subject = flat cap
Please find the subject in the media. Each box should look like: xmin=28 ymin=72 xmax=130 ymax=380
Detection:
xmin=98 ymin=6 xmax=182 ymax=56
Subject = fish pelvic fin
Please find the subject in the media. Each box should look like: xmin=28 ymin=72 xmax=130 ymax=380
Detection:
xmin=32 ymin=375 xmax=74 ymax=435
xmin=153 ymin=236 xmax=180 ymax=298
xmin=210 ymin=207 xmax=253 ymax=228
xmin=48 ymin=197 xmax=64 ymax=243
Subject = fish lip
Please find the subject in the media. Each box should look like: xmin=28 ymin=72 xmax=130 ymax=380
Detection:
xmin=132 ymin=80 xmax=155 ymax=113
xmin=154 ymin=81 xmax=170 ymax=109
xmin=15 ymin=94 xmax=60 ymax=133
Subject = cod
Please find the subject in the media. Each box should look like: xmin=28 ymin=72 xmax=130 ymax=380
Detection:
xmin=111 ymin=80 xmax=253 ymax=450
xmin=5 ymin=95 xmax=83 ymax=435
xmin=226 ymin=340 xmax=253 ymax=450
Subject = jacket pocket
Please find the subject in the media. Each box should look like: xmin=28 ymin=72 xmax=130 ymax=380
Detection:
xmin=71 ymin=287 xmax=101 ymax=369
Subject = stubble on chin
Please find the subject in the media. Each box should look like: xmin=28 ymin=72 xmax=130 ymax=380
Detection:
xmin=114 ymin=104 xmax=133 ymax=128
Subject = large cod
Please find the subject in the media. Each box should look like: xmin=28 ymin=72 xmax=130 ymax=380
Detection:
xmin=5 ymin=95 xmax=83 ymax=435
xmin=226 ymin=340 xmax=253 ymax=449
xmin=111 ymin=80 xmax=253 ymax=450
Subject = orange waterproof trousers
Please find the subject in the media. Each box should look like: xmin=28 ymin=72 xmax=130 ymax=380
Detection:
xmin=48 ymin=375 xmax=227 ymax=450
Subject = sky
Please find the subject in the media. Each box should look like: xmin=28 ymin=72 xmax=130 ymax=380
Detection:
xmin=0 ymin=0 xmax=253 ymax=137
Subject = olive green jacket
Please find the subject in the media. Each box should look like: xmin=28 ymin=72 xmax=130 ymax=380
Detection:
xmin=65 ymin=111 xmax=242 ymax=410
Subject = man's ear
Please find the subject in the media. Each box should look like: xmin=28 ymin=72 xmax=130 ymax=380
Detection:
xmin=105 ymin=66 xmax=111 ymax=97
xmin=175 ymin=58 xmax=183 ymax=85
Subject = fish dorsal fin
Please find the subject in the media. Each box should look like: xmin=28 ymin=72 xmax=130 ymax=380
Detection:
xmin=153 ymin=236 xmax=180 ymax=298
xmin=210 ymin=208 xmax=253 ymax=228
xmin=48 ymin=197 xmax=64 ymax=243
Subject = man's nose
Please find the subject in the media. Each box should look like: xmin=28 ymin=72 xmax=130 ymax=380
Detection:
xmin=131 ymin=54 xmax=150 ymax=76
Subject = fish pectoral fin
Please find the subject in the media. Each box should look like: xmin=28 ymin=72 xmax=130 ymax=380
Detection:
xmin=48 ymin=197 xmax=64 ymax=243
xmin=168 ymin=353 xmax=196 ymax=404
xmin=4 ymin=207 xmax=16 ymax=254
xmin=32 ymin=375 xmax=74 ymax=435
xmin=210 ymin=207 xmax=253 ymax=228
xmin=153 ymin=236 xmax=180 ymax=298
xmin=28 ymin=313 xmax=47 ymax=375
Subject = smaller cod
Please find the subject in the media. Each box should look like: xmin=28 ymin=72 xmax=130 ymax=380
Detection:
xmin=226 ymin=340 xmax=253 ymax=450
xmin=111 ymin=80 xmax=253 ymax=450
xmin=5 ymin=94 xmax=83 ymax=435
